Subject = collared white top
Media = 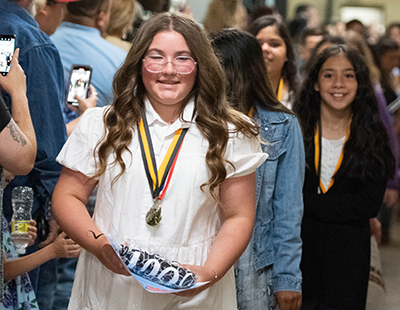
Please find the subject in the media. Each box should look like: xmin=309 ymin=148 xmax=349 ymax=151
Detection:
xmin=57 ymin=98 xmax=267 ymax=309
xmin=321 ymin=136 xmax=346 ymax=191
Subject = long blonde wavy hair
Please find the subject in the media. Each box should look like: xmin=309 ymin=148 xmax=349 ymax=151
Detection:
xmin=93 ymin=12 xmax=259 ymax=199
xmin=203 ymin=0 xmax=247 ymax=33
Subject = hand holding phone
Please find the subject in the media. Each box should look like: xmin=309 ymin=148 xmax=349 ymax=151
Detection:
xmin=0 ymin=35 xmax=16 ymax=76
xmin=67 ymin=65 xmax=92 ymax=106
xmin=0 ymin=48 xmax=26 ymax=97
xmin=73 ymin=84 xmax=98 ymax=114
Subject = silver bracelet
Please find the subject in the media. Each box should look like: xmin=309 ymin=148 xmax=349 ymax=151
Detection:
xmin=207 ymin=267 xmax=218 ymax=280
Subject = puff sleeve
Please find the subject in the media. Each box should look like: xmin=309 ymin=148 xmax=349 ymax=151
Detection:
xmin=56 ymin=107 xmax=106 ymax=178
xmin=225 ymin=129 xmax=267 ymax=179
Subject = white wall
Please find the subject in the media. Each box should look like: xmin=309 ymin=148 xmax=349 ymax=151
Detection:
xmin=188 ymin=0 xmax=212 ymax=23
xmin=187 ymin=0 xmax=400 ymax=25
xmin=287 ymin=0 xmax=400 ymax=26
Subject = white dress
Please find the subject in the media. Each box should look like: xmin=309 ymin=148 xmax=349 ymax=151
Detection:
xmin=57 ymin=99 xmax=267 ymax=310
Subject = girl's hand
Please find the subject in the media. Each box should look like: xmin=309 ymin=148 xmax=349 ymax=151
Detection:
xmin=275 ymin=291 xmax=302 ymax=310
xmin=3 ymin=169 xmax=14 ymax=187
xmin=0 ymin=49 xmax=26 ymax=96
xmin=69 ymin=85 xmax=97 ymax=115
xmin=91 ymin=237 xmax=130 ymax=276
xmin=27 ymin=219 xmax=37 ymax=247
xmin=51 ymin=232 xmax=81 ymax=258
xmin=39 ymin=219 xmax=59 ymax=248
xmin=174 ymin=264 xmax=217 ymax=297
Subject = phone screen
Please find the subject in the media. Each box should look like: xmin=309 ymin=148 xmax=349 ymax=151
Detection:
xmin=0 ymin=35 xmax=16 ymax=76
xmin=67 ymin=66 xmax=92 ymax=105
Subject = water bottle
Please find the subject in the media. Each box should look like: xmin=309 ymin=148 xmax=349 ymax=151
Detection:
xmin=11 ymin=186 xmax=33 ymax=254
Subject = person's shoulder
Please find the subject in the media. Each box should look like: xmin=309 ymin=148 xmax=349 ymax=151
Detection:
xmin=60 ymin=22 xmax=126 ymax=59
xmin=49 ymin=24 xmax=65 ymax=42
xmin=0 ymin=7 xmax=54 ymax=52
xmin=75 ymin=107 xmax=107 ymax=134
xmin=83 ymin=106 xmax=108 ymax=120
xmin=256 ymin=107 xmax=295 ymax=125
xmin=50 ymin=22 xmax=78 ymax=48
xmin=101 ymin=37 xmax=128 ymax=59
xmin=256 ymin=108 xmax=302 ymax=141
xmin=226 ymin=113 xmax=253 ymax=134
xmin=1 ymin=17 xmax=61 ymax=82
xmin=105 ymin=36 xmax=132 ymax=53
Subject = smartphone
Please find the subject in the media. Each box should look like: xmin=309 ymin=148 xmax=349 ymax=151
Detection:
xmin=67 ymin=64 xmax=92 ymax=106
xmin=36 ymin=212 xmax=49 ymax=243
xmin=0 ymin=34 xmax=16 ymax=76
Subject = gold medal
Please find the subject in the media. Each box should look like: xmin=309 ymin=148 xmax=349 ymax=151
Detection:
xmin=146 ymin=199 xmax=162 ymax=226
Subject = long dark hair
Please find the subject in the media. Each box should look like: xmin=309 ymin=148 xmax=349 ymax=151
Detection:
xmin=247 ymin=15 xmax=298 ymax=99
xmin=211 ymin=28 xmax=291 ymax=115
xmin=293 ymin=45 xmax=395 ymax=180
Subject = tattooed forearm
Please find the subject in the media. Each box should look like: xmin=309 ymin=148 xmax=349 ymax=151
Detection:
xmin=6 ymin=120 xmax=27 ymax=146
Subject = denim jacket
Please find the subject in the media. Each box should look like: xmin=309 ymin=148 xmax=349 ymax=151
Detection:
xmin=252 ymin=105 xmax=305 ymax=293
xmin=0 ymin=0 xmax=67 ymax=221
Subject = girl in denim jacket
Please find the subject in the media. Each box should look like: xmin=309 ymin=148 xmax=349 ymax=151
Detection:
xmin=212 ymin=29 xmax=305 ymax=310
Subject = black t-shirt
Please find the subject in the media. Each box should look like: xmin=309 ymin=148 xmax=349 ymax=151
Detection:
xmin=0 ymin=95 xmax=11 ymax=132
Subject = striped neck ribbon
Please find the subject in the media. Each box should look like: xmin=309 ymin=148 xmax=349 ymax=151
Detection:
xmin=138 ymin=110 xmax=188 ymax=224
xmin=314 ymin=123 xmax=350 ymax=193
xmin=277 ymin=78 xmax=284 ymax=102
xmin=248 ymin=106 xmax=254 ymax=118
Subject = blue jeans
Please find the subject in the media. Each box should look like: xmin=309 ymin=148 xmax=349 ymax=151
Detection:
xmin=35 ymin=258 xmax=57 ymax=310
xmin=25 ymin=236 xmax=57 ymax=310
xmin=52 ymin=188 xmax=97 ymax=309
xmin=53 ymin=258 xmax=78 ymax=310
xmin=235 ymin=243 xmax=276 ymax=310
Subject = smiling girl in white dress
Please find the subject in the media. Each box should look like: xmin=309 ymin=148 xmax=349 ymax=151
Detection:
xmin=52 ymin=12 xmax=266 ymax=310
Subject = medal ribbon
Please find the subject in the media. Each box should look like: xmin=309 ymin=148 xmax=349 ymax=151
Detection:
xmin=248 ymin=106 xmax=254 ymax=118
xmin=138 ymin=111 xmax=188 ymax=202
xmin=277 ymin=78 xmax=284 ymax=101
xmin=314 ymin=124 xmax=350 ymax=193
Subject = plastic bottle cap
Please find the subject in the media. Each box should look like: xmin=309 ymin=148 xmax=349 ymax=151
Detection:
xmin=16 ymin=248 xmax=26 ymax=255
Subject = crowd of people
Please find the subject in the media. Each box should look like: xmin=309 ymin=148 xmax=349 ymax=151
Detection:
xmin=1 ymin=0 xmax=400 ymax=309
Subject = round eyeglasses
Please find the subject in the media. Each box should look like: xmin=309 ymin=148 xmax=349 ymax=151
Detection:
xmin=143 ymin=55 xmax=197 ymax=75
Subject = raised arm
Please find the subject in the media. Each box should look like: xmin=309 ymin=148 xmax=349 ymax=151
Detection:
xmin=0 ymin=48 xmax=36 ymax=175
